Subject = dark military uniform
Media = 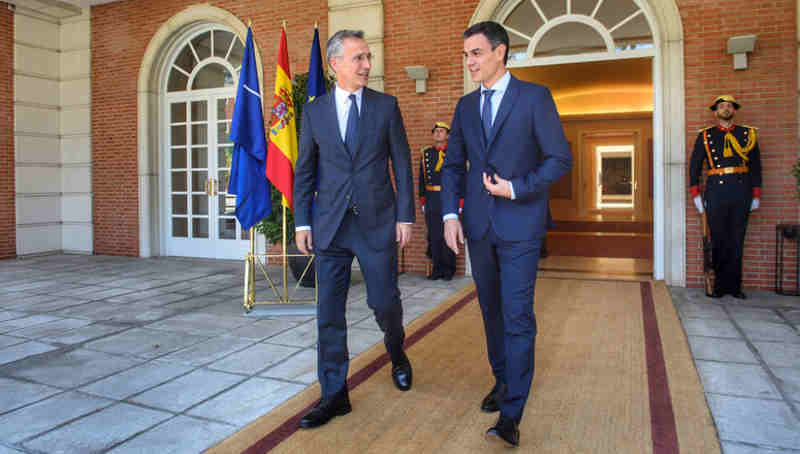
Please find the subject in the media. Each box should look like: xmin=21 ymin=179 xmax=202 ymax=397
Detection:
xmin=419 ymin=144 xmax=457 ymax=280
xmin=689 ymin=123 xmax=762 ymax=296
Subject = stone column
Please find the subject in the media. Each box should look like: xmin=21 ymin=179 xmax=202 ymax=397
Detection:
xmin=328 ymin=0 xmax=385 ymax=92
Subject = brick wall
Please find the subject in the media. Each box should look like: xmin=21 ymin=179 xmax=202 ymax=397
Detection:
xmin=679 ymin=0 xmax=799 ymax=290
xmin=383 ymin=0 xmax=480 ymax=275
xmin=91 ymin=0 xmax=327 ymax=256
xmin=0 ymin=4 xmax=14 ymax=259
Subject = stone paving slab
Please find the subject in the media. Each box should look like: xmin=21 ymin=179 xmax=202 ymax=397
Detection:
xmin=0 ymin=391 xmax=112 ymax=443
xmin=84 ymin=328 xmax=211 ymax=359
xmin=2 ymin=349 xmax=142 ymax=388
xmin=106 ymin=415 xmax=237 ymax=454
xmin=0 ymin=377 xmax=61 ymax=414
xmin=79 ymin=361 xmax=195 ymax=400
xmin=695 ymin=361 xmax=782 ymax=399
xmin=129 ymin=369 xmax=244 ymax=413
xmin=260 ymin=348 xmax=317 ymax=384
xmin=187 ymin=376 xmax=305 ymax=426
xmin=22 ymin=403 xmax=172 ymax=454
xmin=708 ymin=394 xmax=800 ymax=449
xmin=0 ymin=342 xmax=60 ymax=367
xmin=207 ymin=343 xmax=300 ymax=376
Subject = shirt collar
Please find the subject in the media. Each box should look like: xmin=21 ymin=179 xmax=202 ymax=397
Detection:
xmin=716 ymin=123 xmax=736 ymax=132
xmin=481 ymin=71 xmax=511 ymax=94
xmin=335 ymin=85 xmax=364 ymax=105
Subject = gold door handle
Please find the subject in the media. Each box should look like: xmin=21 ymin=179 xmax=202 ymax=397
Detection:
xmin=205 ymin=178 xmax=210 ymax=195
xmin=213 ymin=179 xmax=218 ymax=196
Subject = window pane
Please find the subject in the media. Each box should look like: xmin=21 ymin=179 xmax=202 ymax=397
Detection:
xmin=218 ymin=170 xmax=230 ymax=194
xmin=611 ymin=13 xmax=653 ymax=51
xmin=218 ymin=146 xmax=234 ymax=168
xmin=192 ymin=63 xmax=233 ymax=90
xmin=572 ymin=0 xmax=603 ymax=16
xmin=191 ymin=100 xmax=207 ymax=121
xmin=535 ymin=22 xmax=607 ymax=57
xmin=192 ymin=147 xmax=208 ymax=168
xmin=594 ymin=1 xmax=640 ymax=31
xmin=219 ymin=194 xmax=236 ymax=215
xmin=228 ymin=38 xmax=244 ymax=68
xmin=191 ymin=31 xmax=211 ymax=61
xmin=191 ymin=124 xmax=208 ymax=145
xmin=538 ymin=0 xmax=565 ymax=21
xmin=171 ymin=171 xmax=187 ymax=192
xmin=219 ymin=218 xmax=236 ymax=239
xmin=172 ymin=195 xmax=187 ymax=215
xmin=191 ymin=170 xmax=208 ymax=192
xmin=192 ymin=194 xmax=209 ymax=215
xmin=171 ymin=102 xmax=186 ymax=123
xmin=218 ymin=98 xmax=234 ymax=121
xmin=172 ymin=218 xmax=188 ymax=237
xmin=171 ymin=148 xmax=187 ymax=168
xmin=241 ymin=225 xmax=249 ymax=240
xmin=167 ymin=69 xmax=188 ymax=92
xmin=214 ymin=30 xmax=234 ymax=58
xmin=217 ymin=122 xmax=231 ymax=144
xmin=173 ymin=44 xmax=198 ymax=75
xmin=170 ymin=125 xmax=186 ymax=146
xmin=192 ymin=218 xmax=209 ymax=238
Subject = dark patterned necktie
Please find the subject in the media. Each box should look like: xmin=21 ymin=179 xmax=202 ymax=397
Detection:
xmin=345 ymin=94 xmax=359 ymax=155
xmin=482 ymin=89 xmax=495 ymax=142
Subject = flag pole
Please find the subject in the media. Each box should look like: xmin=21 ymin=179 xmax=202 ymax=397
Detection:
xmin=282 ymin=204 xmax=288 ymax=303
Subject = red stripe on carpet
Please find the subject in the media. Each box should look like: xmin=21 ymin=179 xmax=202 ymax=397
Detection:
xmin=640 ymin=281 xmax=680 ymax=454
xmin=241 ymin=289 xmax=478 ymax=454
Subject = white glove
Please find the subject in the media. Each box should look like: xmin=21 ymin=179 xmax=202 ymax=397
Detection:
xmin=693 ymin=195 xmax=704 ymax=214
xmin=421 ymin=205 xmax=425 ymax=213
xmin=750 ymin=198 xmax=760 ymax=211
xmin=458 ymin=207 xmax=463 ymax=214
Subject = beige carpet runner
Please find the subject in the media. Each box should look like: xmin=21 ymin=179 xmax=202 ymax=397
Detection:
xmin=207 ymin=278 xmax=720 ymax=454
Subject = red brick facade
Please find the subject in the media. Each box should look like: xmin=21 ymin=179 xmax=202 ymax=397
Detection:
xmin=680 ymin=0 xmax=799 ymax=290
xmin=0 ymin=4 xmax=15 ymax=260
xmin=90 ymin=0 xmax=798 ymax=287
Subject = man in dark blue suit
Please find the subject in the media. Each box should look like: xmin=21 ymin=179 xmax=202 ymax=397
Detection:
xmin=442 ymin=21 xmax=572 ymax=447
xmin=293 ymin=29 xmax=416 ymax=429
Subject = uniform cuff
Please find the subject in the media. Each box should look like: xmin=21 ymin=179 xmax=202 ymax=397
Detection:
xmin=459 ymin=199 xmax=464 ymax=209
xmin=752 ymin=187 xmax=761 ymax=199
xmin=689 ymin=186 xmax=700 ymax=198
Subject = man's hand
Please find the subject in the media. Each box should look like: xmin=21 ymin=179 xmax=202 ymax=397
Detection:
xmin=296 ymin=230 xmax=313 ymax=255
xmin=750 ymin=198 xmax=760 ymax=211
xmin=693 ymin=195 xmax=704 ymax=214
xmin=396 ymin=223 xmax=412 ymax=249
xmin=444 ymin=218 xmax=464 ymax=255
xmin=483 ymin=172 xmax=512 ymax=199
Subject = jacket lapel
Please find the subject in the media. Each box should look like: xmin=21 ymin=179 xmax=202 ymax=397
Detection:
xmin=463 ymin=90 xmax=486 ymax=153
xmin=353 ymin=88 xmax=372 ymax=161
xmin=486 ymin=76 xmax=519 ymax=150
xmin=322 ymin=91 xmax=351 ymax=159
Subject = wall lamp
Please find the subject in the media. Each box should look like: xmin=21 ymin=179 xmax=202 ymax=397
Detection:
xmin=728 ymin=35 xmax=756 ymax=70
xmin=405 ymin=65 xmax=429 ymax=93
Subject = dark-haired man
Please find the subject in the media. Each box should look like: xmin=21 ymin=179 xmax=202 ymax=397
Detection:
xmin=689 ymin=95 xmax=761 ymax=299
xmin=442 ymin=21 xmax=572 ymax=447
xmin=294 ymin=29 xmax=416 ymax=429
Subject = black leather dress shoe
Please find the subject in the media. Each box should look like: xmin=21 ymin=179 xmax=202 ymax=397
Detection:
xmin=486 ymin=414 xmax=520 ymax=447
xmin=441 ymin=274 xmax=453 ymax=281
xmin=732 ymin=291 xmax=747 ymax=299
xmin=298 ymin=389 xmax=351 ymax=429
xmin=427 ymin=272 xmax=441 ymax=281
xmin=391 ymin=360 xmax=413 ymax=391
xmin=707 ymin=291 xmax=724 ymax=298
xmin=480 ymin=381 xmax=506 ymax=413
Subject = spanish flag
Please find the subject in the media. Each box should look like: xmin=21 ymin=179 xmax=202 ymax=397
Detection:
xmin=265 ymin=26 xmax=298 ymax=209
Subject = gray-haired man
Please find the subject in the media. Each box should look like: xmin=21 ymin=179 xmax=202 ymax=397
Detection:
xmin=294 ymin=29 xmax=416 ymax=429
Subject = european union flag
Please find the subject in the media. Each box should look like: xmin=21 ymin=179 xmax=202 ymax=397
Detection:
xmin=228 ymin=28 xmax=271 ymax=231
xmin=307 ymin=26 xmax=326 ymax=103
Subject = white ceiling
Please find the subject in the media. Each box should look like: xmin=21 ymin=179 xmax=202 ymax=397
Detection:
xmin=9 ymin=0 xmax=122 ymax=19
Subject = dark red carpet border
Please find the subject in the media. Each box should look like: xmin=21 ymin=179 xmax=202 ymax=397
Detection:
xmin=640 ymin=281 xmax=680 ymax=454
xmin=241 ymin=289 xmax=478 ymax=454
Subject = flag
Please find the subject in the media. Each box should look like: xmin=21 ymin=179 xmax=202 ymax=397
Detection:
xmin=307 ymin=25 xmax=326 ymax=103
xmin=227 ymin=27 xmax=271 ymax=231
xmin=265 ymin=27 xmax=298 ymax=210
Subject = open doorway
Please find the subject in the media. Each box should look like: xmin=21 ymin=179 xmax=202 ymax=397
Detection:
xmin=511 ymin=58 xmax=653 ymax=273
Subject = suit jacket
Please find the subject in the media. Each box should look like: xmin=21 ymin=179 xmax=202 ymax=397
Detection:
xmin=442 ymin=76 xmax=572 ymax=241
xmin=294 ymin=87 xmax=415 ymax=251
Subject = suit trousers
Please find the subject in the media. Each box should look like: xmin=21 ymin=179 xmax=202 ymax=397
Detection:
xmin=315 ymin=211 xmax=406 ymax=398
xmin=705 ymin=176 xmax=752 ymax=294
xmin=425 ymin=195 xmax=456 ymax=278
xmin=467 ymin=224 xmax=541 ymax=423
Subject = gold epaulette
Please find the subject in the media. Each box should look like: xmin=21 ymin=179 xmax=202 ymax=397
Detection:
xmin=740 ymin=124 xmax=759 ymax=130
xmin=698 ymin=125 xmax=714 ymax=132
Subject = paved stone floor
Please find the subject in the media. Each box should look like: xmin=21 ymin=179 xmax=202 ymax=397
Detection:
xmin=0 ymin=254 xmax=797 ymax=453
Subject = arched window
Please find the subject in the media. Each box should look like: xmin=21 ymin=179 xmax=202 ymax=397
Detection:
xmin=497 ymin=0 xmax=654 ymax=65
xmin=167 ymin=28 xmax=244 ymax=92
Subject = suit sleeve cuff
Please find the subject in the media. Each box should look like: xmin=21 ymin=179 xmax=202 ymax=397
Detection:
xmin=295 ymin=225 xmax=311 ymax=231
xmin=443 ymin=213 xmax=458 ymax=222
xmin=508 ymin=182 xmax=516 ymax=200
xmin=753 ymin=187 xmax=761 ymax=199
xmin=689 ymin=186 xmax=700 ymax=198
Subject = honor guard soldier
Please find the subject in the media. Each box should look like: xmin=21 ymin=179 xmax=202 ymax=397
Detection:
xmin=689 ymin=95 xmax=762 ymax=299
xmin=419 ymin=122 xmax=460 ymax=280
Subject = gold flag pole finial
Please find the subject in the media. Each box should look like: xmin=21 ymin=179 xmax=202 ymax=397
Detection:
xmin=314 ymin=21 xmax=318 ymax=29
xmin=247 ymin=19 xmax=252 ymax=28
xmin=283 ymin=20 xmax=287 ymax=29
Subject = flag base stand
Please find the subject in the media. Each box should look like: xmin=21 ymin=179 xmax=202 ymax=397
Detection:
xmin=242 ymin=206 xmax=317 ymax=313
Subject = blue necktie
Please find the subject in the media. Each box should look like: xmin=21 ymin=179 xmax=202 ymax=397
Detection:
xmin=482 ymin=89 xmax=495 ymax=142
xmin=345 ymin=94 xmax=359 ymax=156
